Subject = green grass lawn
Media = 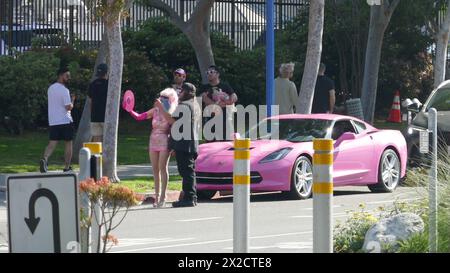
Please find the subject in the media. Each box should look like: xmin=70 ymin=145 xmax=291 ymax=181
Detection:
xmin=120 ymin=175 xmax=182 ymax=193
xmin=0 ymin=127 xmax=152 ymax=173
xmin=373 ymin=119 xmax=407 ymax=131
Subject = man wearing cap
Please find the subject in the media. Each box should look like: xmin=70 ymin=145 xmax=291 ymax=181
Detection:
xmin=172 ymin=68 xmax=186 ymax=95
xmin=155 ymin=82 xmax=201 ymax=207
xmin=88 ymin=63 xmax=108 ymax=142
xmin=200 ymin=65 xmax=237 ymax=141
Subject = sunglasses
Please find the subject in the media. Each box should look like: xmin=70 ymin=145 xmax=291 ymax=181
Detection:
xmin=206 ymin=70 xmax=218 ymax=75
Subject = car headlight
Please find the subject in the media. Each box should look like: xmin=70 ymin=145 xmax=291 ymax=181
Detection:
xmin=259 ymin=148 xmax=293 ymax=163
xmin=407 ymin=127 xmax=413 ymax=135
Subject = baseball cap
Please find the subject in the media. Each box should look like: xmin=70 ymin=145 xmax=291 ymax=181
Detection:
xmin=96 ymin=63 xmax=108 ymax=76
xmin=174 ymin=68 xmax=186 ymax=75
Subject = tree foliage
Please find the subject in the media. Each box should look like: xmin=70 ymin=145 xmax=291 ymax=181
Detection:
xmin=278 ymin=0 xmax=434 ymax=117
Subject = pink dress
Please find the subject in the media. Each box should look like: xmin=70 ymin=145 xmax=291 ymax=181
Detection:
xmin=149 ymin=108 xmax=171 ymax=152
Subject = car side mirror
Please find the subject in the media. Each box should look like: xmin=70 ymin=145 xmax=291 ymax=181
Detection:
xmin=407 ymin=103 xmax=421 ymax=113
xmin=337 ymin=132 xmax=356 ymax=142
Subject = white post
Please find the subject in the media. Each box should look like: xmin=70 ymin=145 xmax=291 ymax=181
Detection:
xmin=83 ymin=142 xmax=103 ymax=253
xmin=78 ymin=147 xmax=91 ymax=253
xmin=428 ymin=108 xmax=438 ymax=253
xmin=233 ymin=138 xmax=251 ymax=253
xmin=313 ymin=139 xmax=333 ymax=253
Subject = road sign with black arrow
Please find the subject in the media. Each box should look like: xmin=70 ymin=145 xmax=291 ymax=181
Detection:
xmin=7 ymin=173 xmax=79 ymax=253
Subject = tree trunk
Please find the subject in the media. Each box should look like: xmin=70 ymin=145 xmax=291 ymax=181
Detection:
xmin=433 ymin=0 xmax=450 ymax=89
xmin=360 ymin=0 xmax=399 ymax=124
xmin=73 ymin=32 xmax=108 ymax=161
xmin=434 ymin=32 xmax=449 ymax=88
xmin=103 ymin=19 xmax=123 ymax=183
xmin=360 ymin=15 xmax=385 ymax=123
xmin=142 ymin=0 xmax=215 ymax=84
xmin=296 ymin=0 xmax=325 ymax=114
xmin=186 ymin=30 xmax=215 ymax=84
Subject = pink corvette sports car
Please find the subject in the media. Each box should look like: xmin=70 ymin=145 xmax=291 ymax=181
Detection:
xmin=195 ymin=114 xmax=407 ymax=200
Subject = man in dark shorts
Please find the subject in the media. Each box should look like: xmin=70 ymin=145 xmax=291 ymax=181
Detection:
xmin=40 ymin=67 xmax=75 ymax=173
xmin=88 ymin=63 xmax=108 ymax=142
xmin=311 ymin=63 xmax=336 ymax=114
xmin=200 ymin=65 xmax=237 ymax=141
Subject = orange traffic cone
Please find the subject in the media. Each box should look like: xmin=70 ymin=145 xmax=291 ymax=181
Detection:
xmin=387 ymin=90 xmax=402 ymax=123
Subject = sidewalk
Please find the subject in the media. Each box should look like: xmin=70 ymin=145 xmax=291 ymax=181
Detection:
xmin=116 ymin=162 xmax=179 ymax=179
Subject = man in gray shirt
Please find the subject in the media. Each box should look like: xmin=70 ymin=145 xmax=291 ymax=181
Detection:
xmin=275 ymin=62 xmax=298 ymax=114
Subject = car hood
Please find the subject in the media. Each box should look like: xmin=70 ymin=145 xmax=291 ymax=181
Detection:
xmin=412 ymin=111 xmax=450 ymax=131
xmin=197 ymin=139 xmax=301 ymax=164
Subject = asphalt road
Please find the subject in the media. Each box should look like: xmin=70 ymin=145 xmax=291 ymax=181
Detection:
xmin=108 ymin=186 xmax=419 ymax=253
xmin=0 ymin=186 xmax=420 ymax=253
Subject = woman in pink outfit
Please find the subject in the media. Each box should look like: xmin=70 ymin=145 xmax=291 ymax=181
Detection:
xmin=124 ymin=88 xmax=178 ymax=208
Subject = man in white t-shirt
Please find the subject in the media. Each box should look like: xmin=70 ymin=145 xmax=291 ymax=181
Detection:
xmin=40 ymin=67 xmax=75 ymax=173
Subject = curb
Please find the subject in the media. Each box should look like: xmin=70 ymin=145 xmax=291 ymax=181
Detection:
xmin=138 ymin=190 xmax=181 ymax=204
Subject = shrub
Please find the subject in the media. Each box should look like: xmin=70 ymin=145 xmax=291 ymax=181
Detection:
xmin=123 ymin=17 xmax=266 ymax=106
xmin=80 ymin=177 xmax=143 ymax=253
xmin=335 ymin=149 xmax=450 ymax=253
xmin=334 ymin=204 xmax=379 ymax=253
xmin=0 ymin=52 xmax=59 ymax=133
xmin=402 ymin=149 xmax=450 ymax=253
xmin=122 ymin=49 xmax=167 ymax=112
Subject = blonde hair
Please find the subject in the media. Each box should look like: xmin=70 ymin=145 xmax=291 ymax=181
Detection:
xmin=159 ymin=87 xmax=179 ymax=114
xmin=279 ymin=62 xmax=295 ymax=78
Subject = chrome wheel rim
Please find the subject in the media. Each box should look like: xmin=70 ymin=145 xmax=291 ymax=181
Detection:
xmin=294 ymin=158 xmax=313 ymax=197
xmin=381 ymin=151 xmax=400 ymax=190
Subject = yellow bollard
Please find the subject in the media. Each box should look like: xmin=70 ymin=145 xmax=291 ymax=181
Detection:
xmin=313 ymin=139 xmax=333 ymax=253
xmin=83 ymin=142 xmax=102 ymax=181
xmin=82 ymin=142 xmax=102 ymax=253
xmin=233 ymin=138 xmax=251 ymax=253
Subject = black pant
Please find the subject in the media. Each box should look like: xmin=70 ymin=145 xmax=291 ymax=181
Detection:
xmin=175 ymin=151 xmax=197 ymax=201
xmin=204 ymin=111 xmax=233 ymax=141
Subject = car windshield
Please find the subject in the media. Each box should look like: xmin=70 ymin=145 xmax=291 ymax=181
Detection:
xmin=427 ymin=87 xmax=450 ymax=111
xmin=245 ymin=118 xmax=332 ymax=142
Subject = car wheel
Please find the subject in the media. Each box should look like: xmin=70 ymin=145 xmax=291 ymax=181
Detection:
xmin=368 ymin=149 xmax=400 ymax=193
xmin=197 ymin=190 xmax=217 ymax=200
xmin=283 ymin=156 xmax=313 ymax=199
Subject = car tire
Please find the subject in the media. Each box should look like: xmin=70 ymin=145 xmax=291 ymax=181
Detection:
xmin=368 ymin=149 xmax=401 ymax=193
xmin=197 ymin=190 xmax=217 ymax=200
xmin=282 ymin=156 xmax=313 ymax=200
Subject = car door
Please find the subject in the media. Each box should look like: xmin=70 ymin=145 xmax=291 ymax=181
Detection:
xmin=332 ymin=119 xmax=374 ymax=185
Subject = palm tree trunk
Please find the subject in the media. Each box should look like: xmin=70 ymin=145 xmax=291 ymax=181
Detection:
xmin=103 ymin=19 xmax=123 ymax=182
xmin=296 ymin=0 xmax=325 ymax=114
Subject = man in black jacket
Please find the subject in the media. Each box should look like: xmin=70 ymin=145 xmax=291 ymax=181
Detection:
xmin=155 ymin=82 xmax=200 ymax=207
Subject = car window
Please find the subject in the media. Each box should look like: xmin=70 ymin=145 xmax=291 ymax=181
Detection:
xmin=332 ymin=120 xmax=357 ymax=140
xmin=426 ymin=87 xmax=450 ymax=111
xmin=352 ymin=120 xmax=367 ymax=134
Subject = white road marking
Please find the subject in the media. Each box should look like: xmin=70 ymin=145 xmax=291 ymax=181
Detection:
xmin=176 ymin=217 xmax=223 ymax=222
xmin=111 ymin=231 xmax=313 ymax=253
xmin=111 ymin=237 xmax=194 ymax=249
xmin=290 ymin=212 xmax=348 ymax=218
xmin=302 ymin=205 xmax=343 ymax=211
xmin=223 ymin=242 xmax=313 ymax=250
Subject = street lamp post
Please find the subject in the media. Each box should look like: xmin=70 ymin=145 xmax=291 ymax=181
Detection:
xmin=266 ymin=0 xmax=275 ymax=117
